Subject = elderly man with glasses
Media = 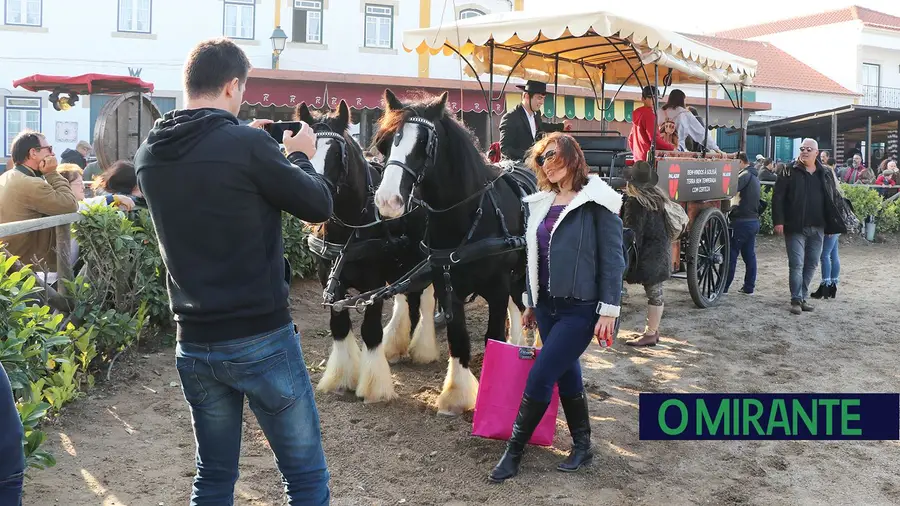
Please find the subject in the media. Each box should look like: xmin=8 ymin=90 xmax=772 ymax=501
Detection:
xmin=772 ymin=139 xmax=847 ymax=315
xmin=0 ymin=130 xmax=78 ymax=279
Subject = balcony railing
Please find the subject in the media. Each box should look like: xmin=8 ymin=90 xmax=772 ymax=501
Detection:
xmin=859 ymin=85 xmax=900 ymax=109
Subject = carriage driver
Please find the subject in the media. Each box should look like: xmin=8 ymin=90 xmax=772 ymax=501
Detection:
xmin=499 ymin=80 xmax=572 ymax=161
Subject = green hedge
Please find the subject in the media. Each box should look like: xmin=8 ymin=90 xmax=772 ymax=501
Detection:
xmin=757 ymin=183 xmax=898 ymax=235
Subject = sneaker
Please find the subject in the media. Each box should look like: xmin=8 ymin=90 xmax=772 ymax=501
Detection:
xmin=739 ymin=287 xmax=754 ymax=295
xmin=790 ymin=302 xmax=802 ymax=315
xmin=801 ymin=301 xmax=815 ymax=312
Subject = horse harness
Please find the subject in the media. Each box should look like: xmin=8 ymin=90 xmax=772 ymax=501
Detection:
xmin=385 ymin=115 xmax=529 ymax=322
xmin=305 ymin=125 xmax=411 ymax=305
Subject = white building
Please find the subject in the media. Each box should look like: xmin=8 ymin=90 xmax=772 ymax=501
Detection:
xmin=714 ymin=5 xmax=900 ymax=163
xmin=1 ymin=0 xmax=772 ymax=166
xmin=0 ymin=0 xmax=517 ymax=165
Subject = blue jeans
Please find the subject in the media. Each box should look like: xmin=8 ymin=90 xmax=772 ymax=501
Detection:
xmin=527 ymin=294 xmax=599 ymax=403
xmin=0 ymin=364 xmax=25 ymax=506
xmin=176 ymin=323 xmax=330 ymax=506
xmin=726 ymin=220 xmax=760 ymax=293
xmin=785 ymin=227 xmax=825 ymax=303
xmin=821 ymin=234 xmax=841 ymax=284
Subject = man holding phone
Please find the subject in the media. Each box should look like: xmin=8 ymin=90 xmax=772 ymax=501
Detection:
xmin=134 ymin=38 xmax=332 ymax=505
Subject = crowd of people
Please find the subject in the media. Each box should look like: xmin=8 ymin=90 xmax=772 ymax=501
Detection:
xmin=0 ymin=39 xmax=884 ymax=505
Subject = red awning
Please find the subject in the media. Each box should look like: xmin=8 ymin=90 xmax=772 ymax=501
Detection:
xmin=12 ymin=73 xmax=154 ymax=94
xmin=244 ymin=77 xmax=504 ymax=114
xmin=242 ymin=78 xmax=327 ymax=108
xmin=325 ymin=83 xmax=503 ymax=114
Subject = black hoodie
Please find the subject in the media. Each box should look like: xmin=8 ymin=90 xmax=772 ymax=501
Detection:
xmin=134 ymin=108 xmax=332 ymax=343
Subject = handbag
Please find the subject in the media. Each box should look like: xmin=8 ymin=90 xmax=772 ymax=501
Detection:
xmin=663 ymin=198 xmax=689 ymax=241
xmin=472 ymin=339 xmax=559 ymax=446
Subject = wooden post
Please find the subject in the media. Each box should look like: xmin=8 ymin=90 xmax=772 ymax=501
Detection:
xmin=831 ymin=113 xmax=838 ymax=155
xmin=866 ymin=115 xmax=873 ymax=167
xmin=55 ymin=223 xmax=73 ymax=295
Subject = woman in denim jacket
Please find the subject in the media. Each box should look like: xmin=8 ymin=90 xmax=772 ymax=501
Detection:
xmin=489 ymin=133 xmax=626 ymax=483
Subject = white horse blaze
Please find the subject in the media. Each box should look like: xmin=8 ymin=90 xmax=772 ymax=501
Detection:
xmin=355 ymin=343 xmax=397 ymax=403
xmin=436 ymin=357 xmax=479 ymax=416
xmin=507 ymin=297 xmax=525 ymax=346
xmin=308 ymin=138 xmax=332 ymax=175
xmin=317 ymin=331 xmax=361 ymax=393
xmin=375 ymin=123 xmax=420 ymax=218
xmin=383 ymin=294 xmax=411 ymax=363
xmin=409 ymin=284 xmax=439 ymax=364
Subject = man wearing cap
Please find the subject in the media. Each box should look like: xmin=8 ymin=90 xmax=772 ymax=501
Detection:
xmin=499 ymin=80 xmax=571 ymax=162
xmin=628 ymin=86 xmax=675 ymax=162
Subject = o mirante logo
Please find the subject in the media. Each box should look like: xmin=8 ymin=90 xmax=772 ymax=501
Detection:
xmin=638 ymin=393 xmax=900 ymax=440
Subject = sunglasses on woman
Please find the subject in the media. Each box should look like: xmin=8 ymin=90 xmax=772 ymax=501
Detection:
xmin=536 ymin=149 xmax=556 ymax=167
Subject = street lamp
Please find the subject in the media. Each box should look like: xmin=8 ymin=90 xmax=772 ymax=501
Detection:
xmin=270 ymin=26 xmax=288 ymax=69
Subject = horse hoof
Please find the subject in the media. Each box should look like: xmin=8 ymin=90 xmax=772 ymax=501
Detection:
xmin=437 ymin=408 xmax=463 ymax=417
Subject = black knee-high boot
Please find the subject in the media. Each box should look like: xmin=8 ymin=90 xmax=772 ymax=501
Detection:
xmin=557 ymin=391 xmax=594 ymax=472
xmin=488 ymin=394 xmax=550 ymax=483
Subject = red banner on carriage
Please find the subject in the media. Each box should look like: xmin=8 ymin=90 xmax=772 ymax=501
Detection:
xmin=656 ymin=159 xmax=738 ymax=202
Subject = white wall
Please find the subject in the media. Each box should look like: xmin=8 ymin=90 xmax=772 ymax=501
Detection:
xmin=751 ymin=88 xmax=854 ymax=120
xmin=0 ymin=0 xmax=518 ymax=161
xmin=857 ymin=45 xmax=900 ymax=91
xmin=752 ymin=21 xmax=861 ymax=92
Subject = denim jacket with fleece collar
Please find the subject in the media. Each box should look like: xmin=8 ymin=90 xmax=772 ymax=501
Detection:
xmin=523 ymin=175 xmax=626 ymax=317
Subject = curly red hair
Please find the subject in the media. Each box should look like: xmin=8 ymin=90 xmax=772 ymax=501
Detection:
xmin=526 ymin=132 xmax=589 ymax=193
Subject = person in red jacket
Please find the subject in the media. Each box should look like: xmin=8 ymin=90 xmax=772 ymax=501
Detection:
xmin=628 ymin=86 xmax=676 ymax=161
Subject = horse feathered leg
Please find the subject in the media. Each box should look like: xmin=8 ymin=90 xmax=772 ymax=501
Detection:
xmin=318 ymin=307 xmax=361 ymax=394
xmin=437 ymin=297 xmax=478 ymax=416
xmin=409 ymin=284 xmax=440 ymax=363
xmin=356 ymin=299 xmax=397 ymax=403
xmin=383 ymin=294 xmax=411 ymax=363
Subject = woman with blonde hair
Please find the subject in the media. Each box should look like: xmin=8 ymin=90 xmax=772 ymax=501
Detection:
xmin=489 ymin=132 xmax=625 ymax=482
xmin=659 ymin=120 xmax=678 ymax=149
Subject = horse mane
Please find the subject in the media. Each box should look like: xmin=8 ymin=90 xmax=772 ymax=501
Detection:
xmin=370 ymin=93 xmax=496 ymax=191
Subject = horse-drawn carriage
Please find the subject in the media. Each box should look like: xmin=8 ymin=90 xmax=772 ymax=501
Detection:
xmin=403 ymin=8 xmax=757 ymax=308
xmin=303 ymin=9 xmax=757 ymax=414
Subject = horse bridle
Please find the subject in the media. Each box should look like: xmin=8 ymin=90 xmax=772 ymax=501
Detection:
xmin=313 ymin=125 xmax=350 ymax=195
xmin=384 ymin=115 xmax=507 ymax=215
xmin=383 ymin=116 xmax=439 ymax=213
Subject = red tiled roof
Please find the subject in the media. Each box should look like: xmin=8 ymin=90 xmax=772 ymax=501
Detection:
xmin=686 ymin=34 xmax=858 ymax=96
xmin=714 ymin=6 xmax=900 ymax=39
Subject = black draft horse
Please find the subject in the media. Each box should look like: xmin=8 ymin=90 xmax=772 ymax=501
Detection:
xmin=372 ymin=90 xmax=529 ymax=415
xmin=296 ymin=100 xmax=437 ymax=404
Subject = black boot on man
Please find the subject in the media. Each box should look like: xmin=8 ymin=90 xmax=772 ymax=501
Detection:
xmin=557 ymin=391 xmax=594 ymax=472
xmin=489 ymin=394 xmax=550 ymax=483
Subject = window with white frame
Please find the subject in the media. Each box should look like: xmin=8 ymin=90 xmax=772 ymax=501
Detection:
xmin=118 ymin=0 xmax=151 ymax=33
xmin=292 ymin=0 xmax=322 ymax=43
xmin=459 ymin=8 xmax=484 ymax=20
xmin=5 ymin=0 xmax=41 ymax=26
xmin=364 ymin=4 xmax=392 ymax=48
xmin=5 ymin=97 xmax=41 ymax=158
xmin=224 ymin=0 xmax=255 ymax=39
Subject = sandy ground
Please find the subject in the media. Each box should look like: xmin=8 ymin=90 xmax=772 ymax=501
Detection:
xmin=22 ymin=236 xmax=900 ymax=506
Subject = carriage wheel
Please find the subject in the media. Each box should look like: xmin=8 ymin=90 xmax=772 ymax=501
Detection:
xmin=686 ymin=207 xmax=730 ymax=309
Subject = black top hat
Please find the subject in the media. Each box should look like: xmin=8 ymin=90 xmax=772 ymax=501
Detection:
xmin=516 ymin=80 xmax=550 ymax=95
xmin=624 ymin=161 xmax=659 ymax=188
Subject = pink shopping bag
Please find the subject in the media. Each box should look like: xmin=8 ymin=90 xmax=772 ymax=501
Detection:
xmin=471 ymin=339 xmax=559 ymax=446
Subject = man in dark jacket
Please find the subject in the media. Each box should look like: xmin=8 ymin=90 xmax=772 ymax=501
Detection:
xmin=772 ymin=138 xmax=847 ymax=315
xmin=726 ymin=153 xmax=761 ymax=294
xmin=134 ymin=38 xmax=332 ymax=505
xmin=498 ymin=80 xmax=569 ymax=161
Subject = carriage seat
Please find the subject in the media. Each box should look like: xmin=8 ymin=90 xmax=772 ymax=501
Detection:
xmin=573 ymin=134 xmax=629 ymax=178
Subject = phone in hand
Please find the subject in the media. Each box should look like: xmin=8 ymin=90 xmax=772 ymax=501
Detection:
xmin=263 ymin=121 xmax=303 ymax=142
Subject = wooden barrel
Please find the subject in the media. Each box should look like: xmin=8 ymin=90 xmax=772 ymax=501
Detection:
xmin=92 ymin=92 xmax=161 ymax=171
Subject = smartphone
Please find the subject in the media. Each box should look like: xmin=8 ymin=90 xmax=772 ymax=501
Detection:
xmin=263 ymin=121 xmax=303 ymax=142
